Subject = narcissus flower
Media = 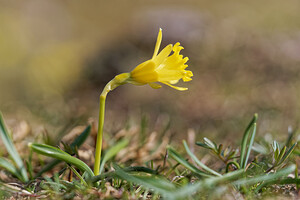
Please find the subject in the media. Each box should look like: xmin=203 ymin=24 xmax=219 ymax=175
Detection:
xmin=94 ymin=29 xmax=193 ymax=176
xmin=128 ymin=28 xmax=193 ymax=91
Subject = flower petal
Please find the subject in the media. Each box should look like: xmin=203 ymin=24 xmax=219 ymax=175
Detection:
xmin=152 ymin=28 xmax=162 ymax=59
xmin=154 ymin=44 xmax=173 ymax=66
xmin=156 ymin=69 xmax=183 ymax=82
xmin=182 ymin=70 xmax=193 ymax=82
xmin=161 ymin=81 xmax=188 ymax=91
xmin=148 ymin=82 xmax=162 ymax=89
xmin=129 ymin=29 xmax=192 ymax=91
xmin=130 ymin=60 xmax=158 ymax=83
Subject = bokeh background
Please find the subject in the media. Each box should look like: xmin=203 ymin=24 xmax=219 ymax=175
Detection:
xmin=1 ymin=0 xmax=300 ymax=144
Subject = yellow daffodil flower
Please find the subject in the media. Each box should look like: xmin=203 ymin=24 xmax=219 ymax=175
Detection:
xmin=94 ymin=29 xmax=193 ymax=176
xmin=129 ymin=28 xmax=193 ymax=91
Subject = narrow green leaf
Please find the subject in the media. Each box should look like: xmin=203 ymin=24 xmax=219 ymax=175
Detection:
xmin=68 ymin=165 xmax=88 ymax=186
xmin=277 ymin=146 xmax=287 ymax=164
xmin=227 ymin=149 xmax=237 ymax=160
xmin=204 ymin=138 xmax=217 ymax=149
xmin=226 ymin=161 xmax=240 ymax=172
xmin=89 ymin=166 xmax=158 ymax=183
xmin=274 ymin=148 xmax=279 ymax=162
xmin=234 ymin=164 xmax=295 ymax=186
xmin=0 ymin=157 xmax=23 ymax=181
xmin=99 ymin=139 xmax=129 ymax=174
xmin=279 ymin=143 xmax=297 ymax=166
xmin=242 ymin=123 xmax=256 ymax=168
xmin=218 ymin=144 xmax=223 ymax=154
xmin=183 ymin=140 xmax=222 ymax=177
xmin=0 ymin=112 xmax=28 ymax=182
xmin=253 ymin=165 xmax=297 ymax=193
xmin=70 ymin=125 xmax=91 ymax=151
xmin=29 ymin=143 xmax=94 ymax=178
xmin=195 ymin=142 xmax=210 ymax=149
xmin=272 ymin=141 xmax=279 ymax=152
xmin=114 ymin=165 xmax=176 ymax=192
xmin=164 ymin=170 xmax=244 ymax=199
xmin=167 ymin=147 xmax=211 ymax=178
xmin=35 ymin=125 xmax=91 ymax=178
xmin=240 ymin=113 xmax=257 ymax=168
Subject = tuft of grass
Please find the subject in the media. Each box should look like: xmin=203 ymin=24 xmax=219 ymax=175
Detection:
xmin=1 ymin=112 xmax=299 ymax=199
xmin=0 ymin=112 xmax=28 ymax=182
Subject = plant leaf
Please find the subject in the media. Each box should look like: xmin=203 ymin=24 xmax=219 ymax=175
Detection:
xmin=167 ymin=147 xmax=211 ymax=178
xmin=195 ymin=142 xmax=210 ymax=149
xmin=89 ymin=166 xmax=158 ymax=183
xmin=234 ymin=164 xmax=295 ymax=186
xmin=34 ymin=125 xmax=91 ymax=178
xmin=183 ymin=140 xmax=222 ymax=177
xmin=0 ymin=157 xmax=23 ymax=181
xmin=243 ymin=123 xmax=257 ymax=168
xmin=99 ymin=139 xmax=129 ymax=174
xmin=0 ymin=112 xmax=28 ymax=182
xmin=70 ymin=125 xmax=91 ymax=151
xmin=29 ymin=143 xmax=94 ymax=178
xmin=278 ymin=142 xmax=297 ymax=166
xmin=113 ymin=165 xmax=176 ymax=198
xmin=240 ymin=113 xmax=257 ymax=168
xmin=165 ymin=169 xmax=244 ymax=199
xmin=277 ymin=146 xmax=287 ymax=164
xmin=204 ymin=137 xmax=217 ymax=149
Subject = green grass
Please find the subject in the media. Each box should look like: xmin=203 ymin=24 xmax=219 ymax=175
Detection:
xmin=0 ymin=113 xmax=299 ymax=199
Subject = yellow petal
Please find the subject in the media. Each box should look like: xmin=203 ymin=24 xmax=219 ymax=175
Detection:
xmin=161 ymin=81 xmax=188 ymax=91
xmin=169 ymin=80 xmax=179 ymax=84
xmin=148 ymin=82 xmax=162 ymax=89
xmin=130 ymin=60 xmax=158 ymax=83
xmin=154 ymin=44 xmax=173 ymax=66
xmin=182 ymin=70 xmax=193 ymax=82
xmin=156 ymin=69 xmax=183 ymax=82
xmin=152 ymin=28 xmax=162 ymax=59
xmin=131 ymin=60 xmax=155 ymax=75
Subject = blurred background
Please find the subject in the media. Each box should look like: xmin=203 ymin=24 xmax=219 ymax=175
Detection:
xmin=1 ymin=0 xmax=300 ymax=144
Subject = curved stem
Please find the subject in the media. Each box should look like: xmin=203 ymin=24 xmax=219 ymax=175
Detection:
xmin=94 ymin=81 xmax=112 ymax=176
xmin=94 ymin=94 xmax=107 ymax=176
xmin=93 ymin=73 xmax=130 ymax=176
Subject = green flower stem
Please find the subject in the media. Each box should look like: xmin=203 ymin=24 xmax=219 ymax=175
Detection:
xmin=94 ymin=84 xmax=109 ymax=176
xmin=93 ymin=73 xmax=130 ymax=176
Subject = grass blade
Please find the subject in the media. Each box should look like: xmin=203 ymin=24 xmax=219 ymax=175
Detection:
xmin=0 ymin=112 xmax=28 ymax=182
xmin=277 ymin=146 xmax=287 ymax=164
xmin=29 ymin=143 xmax=94 ymax=178
xmin=167 ymin=147 xmax=211 ymax=178
xmin=165 ymin=169 xmax=244 ymax=199
xmin=0 ymin=157 xmax=23 ymax=181
xmin=68 ymin=165 xmax=88 ymax=186
xmin=113 ymin=165 xmax=176 ymax=197
xmin=89 ymin=166 xmax=158 ymax=183
xmin=243 ymin=123 xmax=257 ymax=168
xmin=234 ymin=164 xmax=295 ymax=186
xmin=70 ymin=125 xmax=91 ymax=151
xmin=35 ymin=125 xmax=91 ymax=178
xmin=240 ymin=114 xmax=257 ymax=169
xmin=183 ymin=140 xmax=222 ymax=177
xmin=278 ymin=142 xmax=297 ymax=166
xmin=99 ymin=139 xmax=129 ymax=174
